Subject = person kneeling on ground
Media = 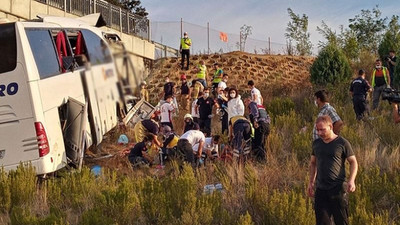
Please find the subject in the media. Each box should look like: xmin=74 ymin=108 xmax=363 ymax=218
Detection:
xmin=229 ymin=115 xmax=253 ymax=161
xmin=128 ymin=134 xmax=154 ymax=168
xmin=193 ymin=135 xmax=221 ymax=165
xmin=183 ymin=113 xmax=197 ymax=133
xmin=177 ymin=123 xmax=205 ymax=167
xmin=161 ymin=125 xmax=179 ymax=161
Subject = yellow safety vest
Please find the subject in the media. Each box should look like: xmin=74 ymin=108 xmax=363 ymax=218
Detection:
xmin=197 ymin=64 xmax=207 ymax=79
xmin=213 ymin=68 xmax=223 ymax=83
xmin=181 ymin=38 xmax=191 ymax=50
xmin=371 ymin=67 xmax=388 ymax=87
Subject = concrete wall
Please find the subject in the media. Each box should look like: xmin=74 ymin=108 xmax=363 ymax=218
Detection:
xmin=0 ymin=0 xmax=155 ymax=88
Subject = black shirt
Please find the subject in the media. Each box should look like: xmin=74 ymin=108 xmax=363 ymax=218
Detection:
xmin=196 ymin=97 xmax=215 ymax=119
xmin=128 ymin=142 xmax=147 ymax=161
xmin=312 ymin=136 xmax=354 ymax=190
xmin=184 ymin=121 xmax=196 ymax=133
xmin=388 ymin=56 xmax=397 ymax=76
xmin=164 ymin=82 xmax=175 ymax=96
xmin=181 ymin=82 xmax=190 ymax=94
xmin=350 ymin=77 xmax=371 ymax=97
xmin=141 ymin=119 xmax=159 ymax=135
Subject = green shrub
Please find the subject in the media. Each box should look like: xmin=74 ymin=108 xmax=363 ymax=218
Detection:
xmin=310 ymin=44 xmax=352 ymax=85
xmin=0 ymin=168 xmax=11 ymax=213
xmin=268 ymin=97 xmax=295 ymax=120
xmin=9 ymin=163 xmax=37 ymax=208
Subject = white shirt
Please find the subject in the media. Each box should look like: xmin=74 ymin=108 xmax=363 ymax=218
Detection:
xmin=218 ymin=81 xmax=227 ymax=90
xmin=180 ymin=130 xmax=205 ymax=146
xmin=227 ymin=95 xmax=245 ymax=122
xmin=160 ymin=102 xmax=174 ymax=123
xmin=191 ymin=99 xmax=199 ymax=118
xmin=193 ymin=137 xmax=218 ymax=153
xmin=251 ymin=87 xmax=262 ymax=105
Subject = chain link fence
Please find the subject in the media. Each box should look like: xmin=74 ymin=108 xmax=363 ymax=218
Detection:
xmin=151 ymin=20 xmax=287 ymax=56
xmin=35 ymin=0 xmax=149 ymax=40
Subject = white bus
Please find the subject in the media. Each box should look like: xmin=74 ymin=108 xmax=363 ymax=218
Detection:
xmin=0 ymin=15 xmax=123 ymax=175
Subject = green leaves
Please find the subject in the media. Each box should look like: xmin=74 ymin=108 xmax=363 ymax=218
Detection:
xmin=285 ymin=8 xmax=313 ymax=56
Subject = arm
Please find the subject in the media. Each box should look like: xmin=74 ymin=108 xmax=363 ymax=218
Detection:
xmin=346 ymin=155 xmax=358 ymax=192
xmin=333 ymin=120 xmax=344 ymax=135
xmin=386 ymin=68 xmax=391 ymax=86
xmin=197 ymin=140 xmax=204 ymax=158
xmin=307 ymin=155 xmax=317 ymax=197
xmin=393 ymin=103 xmax=400 ymax=124
xmin=152 ymin=134 xmax=161 ymax=147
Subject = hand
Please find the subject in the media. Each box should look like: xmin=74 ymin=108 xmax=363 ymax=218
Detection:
xmin=347 ymin=180 xmax=356 ymax=193
xmin=208 ymin=114 xmax=214 ymax=118
xmin=307 ymin=182 xmax=315 ymax=197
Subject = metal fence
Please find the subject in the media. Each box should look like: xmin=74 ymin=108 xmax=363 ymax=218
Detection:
xmin=151 ymin=20 xmax=287 ymax=56
xmin=35 ymin=0 xmax=150 ymax=40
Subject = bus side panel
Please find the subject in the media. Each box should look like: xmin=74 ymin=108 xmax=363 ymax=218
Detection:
xmin=0 ymin=23 xmax=38 ymax=171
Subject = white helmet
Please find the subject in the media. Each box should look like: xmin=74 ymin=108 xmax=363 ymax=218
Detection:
xmin=141 ymin=81 xmax=147 ymax=85
xmin=184 ymin=114 xmax=193 ymax=120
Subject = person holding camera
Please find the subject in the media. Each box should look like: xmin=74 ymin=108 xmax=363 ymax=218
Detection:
xmin=371 ymin=59 xmax=391 ymax=110
xmin=393 ymin=103 xmax=400 ymax=124
xmin=387 ymin=50 xmax=397 ymax=86
xmin=350 ymin=69 xmax=372 ymax=120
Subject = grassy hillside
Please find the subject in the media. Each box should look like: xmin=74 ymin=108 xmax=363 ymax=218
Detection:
xmin=1 ymin=53 xmax=399 ymax=224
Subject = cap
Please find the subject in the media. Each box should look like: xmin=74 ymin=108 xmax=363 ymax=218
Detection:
xmin=180 ymin=74 xmax=187 ymax=80
xmin=184 ymin=114 xmax=193 ymax=120
xmin=184 ymin=32 xmax=188 ymax=35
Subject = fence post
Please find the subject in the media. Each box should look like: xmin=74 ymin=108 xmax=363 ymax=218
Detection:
xmin=147 ymin=19 xmax=151 ymax=41
xmin=119 ymin=8 xmax=122 ymax=32
xmin=207 ymin=22 xmax=210 ymax=54
xmin=109 ymin=3 xmax=112 ymax=29
xmin=127 ymin=12 xmax=130 ymax=34
xmin=64 ymin=0 xmax=66 ymax=13
xmin=93 ymin=0 xmax=96 ymax=13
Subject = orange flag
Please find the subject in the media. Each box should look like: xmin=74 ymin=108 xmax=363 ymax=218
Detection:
xmin=219 ymin=32 xmax=228 ymax=42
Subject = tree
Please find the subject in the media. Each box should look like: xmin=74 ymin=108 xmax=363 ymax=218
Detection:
xmin=348 ymin=5 xmax=387 ymax=53
xmin=238 ymin=24 xmax=252 ymax=52
xmin=316 ymin=21 xmax=339 ymax=48
xmin=105 ymin=0 xmax=148 ymax=17
xmin=310 ymin=44 xmax=352 ymax=86
xmin=285 ymin=8 xmax=313 ymax=56
xmin=378 ymin=15 xmax=400 ymax=60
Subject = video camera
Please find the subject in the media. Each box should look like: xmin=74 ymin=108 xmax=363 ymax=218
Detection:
xmin=382 ymin=88 xmax=400 ymax=103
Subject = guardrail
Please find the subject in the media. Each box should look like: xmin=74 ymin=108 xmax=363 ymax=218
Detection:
xmin=154 ymin=42 xmax=179 ymax=59
xmin=35 ymin=0 xmax=150 ymax=40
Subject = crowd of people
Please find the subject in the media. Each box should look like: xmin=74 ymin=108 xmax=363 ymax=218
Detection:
xmin=131 ymin=40 xmax=400 ymax=225
xmin=131 ymin=56 xmax=271 ymax=168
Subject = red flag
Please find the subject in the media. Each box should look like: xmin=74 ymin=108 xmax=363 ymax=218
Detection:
xmin=219 ymin=32 xmax=228 ymax=42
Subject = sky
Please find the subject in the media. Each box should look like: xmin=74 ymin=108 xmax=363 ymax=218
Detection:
xmin=141 ymin=0 xmax=400 ymax=54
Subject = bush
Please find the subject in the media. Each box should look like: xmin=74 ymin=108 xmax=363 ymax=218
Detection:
xmin=310 ymin=44 xmax=352 ymax=85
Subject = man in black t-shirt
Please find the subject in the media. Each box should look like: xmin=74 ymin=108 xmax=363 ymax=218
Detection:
xmin=128 ymin=134 xmax=154 ymax=167
xmin=387 ymin=50 xmax=397 ymax=86
xmin=350 ymin=69 xmax=372 ymax=120
xmin=163 ymin=77 xmax=175 ymax=99
xmin=195 ymin=88 xmax=216 ymax=135
xmin=308 ymin=115 xmax=358 ymax=225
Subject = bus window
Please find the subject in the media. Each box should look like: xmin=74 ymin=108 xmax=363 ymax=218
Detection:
xmin=66 ymin=30 xmax=88 ymax=67
xmin=81 ymin=29 xmax=112 ymax=65
xmin=0 ymin=23 xmax=17 ymax=74
xmin=25 ymin=29 xmax=60 ymax=79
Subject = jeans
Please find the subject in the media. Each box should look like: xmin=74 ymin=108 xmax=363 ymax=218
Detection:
xmin=181 ymin=49 xmax=190 ymax=69
xmin=372 ymin=85 xmax=386 ymax=110
xmin=314 ymin=184 xmax=349 ymax=225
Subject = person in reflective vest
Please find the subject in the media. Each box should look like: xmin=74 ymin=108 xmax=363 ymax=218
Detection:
xmin=211 ymin=63 xmax=223 ymax=97
xmin=371 ymin=59 xmax=390 ymax=110
xmin=180 ymin=32 xmax=192 ymax=70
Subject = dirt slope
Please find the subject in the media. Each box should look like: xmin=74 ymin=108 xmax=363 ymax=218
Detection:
xmin=146 ymin=51 xmax=315 ymax=101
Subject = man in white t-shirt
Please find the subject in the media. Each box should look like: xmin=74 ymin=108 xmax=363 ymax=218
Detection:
xmin=248 ymin=80 xmax=263 ymax=105
xmin=217 ymin=74 xmax=228 ymax=94
xmin=191 ymin=91 xmax=202 ymax=124
xmin=160 ymin=95 xmax=175 ymax=130
xmin=193 ymin=135 xmax=220 ymax=162
xmin=177 ymin=125 xmax=205 ymax=166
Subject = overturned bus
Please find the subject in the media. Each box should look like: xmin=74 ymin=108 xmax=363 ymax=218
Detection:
xmin=0 ymin=14 xmax=127 ymax=175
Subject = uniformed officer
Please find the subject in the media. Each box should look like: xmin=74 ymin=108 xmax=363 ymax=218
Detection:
xmin=180 ymin=32 xmax=192 ymax=70
xmin=350 ymin=69 xmax=372 ymax=120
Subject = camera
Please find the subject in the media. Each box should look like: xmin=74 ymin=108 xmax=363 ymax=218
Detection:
xmin=385 ymin=55 xmax=390 ymax=61
xmin=382 ymin=88 xmax=400 ymax=103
